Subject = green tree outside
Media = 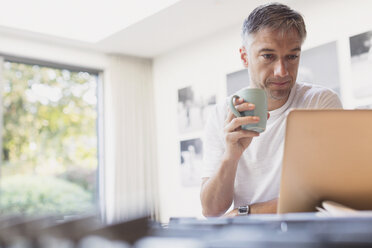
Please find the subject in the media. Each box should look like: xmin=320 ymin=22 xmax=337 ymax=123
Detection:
xmin=0 ymin=61 xmax=98 ymax=215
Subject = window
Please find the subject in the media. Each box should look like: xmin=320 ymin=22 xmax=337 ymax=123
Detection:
xmin=0 ymin=59 xmax=100 ymax=215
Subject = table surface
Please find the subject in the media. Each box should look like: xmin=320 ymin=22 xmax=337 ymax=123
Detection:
xmin=146 ymin=213 xmax=372 ymax=247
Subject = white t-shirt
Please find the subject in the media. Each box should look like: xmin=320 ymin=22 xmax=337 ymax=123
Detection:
xmin=202 ymin=82 xmax=343 ymax=208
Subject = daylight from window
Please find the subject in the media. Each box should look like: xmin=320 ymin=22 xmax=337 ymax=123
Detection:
xmin=0 ymin=61 xmax=98 ymax=215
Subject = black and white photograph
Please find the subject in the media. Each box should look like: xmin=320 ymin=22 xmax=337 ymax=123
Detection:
xmin=226 ymin=69 xmax=250 ymax=96
xmin=177 ymin=85 xmax=216 ymax=134
xmin=179 ymin=138 xmax=203 ymax=187
xmin=350 ymin=31 xmax=372 ymax=98
xmin=297 ymin=41 xmax=341 ymax=95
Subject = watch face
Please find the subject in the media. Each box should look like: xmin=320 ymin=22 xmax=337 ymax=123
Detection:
xmin=238 ymin=206 xmax=249 ymax=215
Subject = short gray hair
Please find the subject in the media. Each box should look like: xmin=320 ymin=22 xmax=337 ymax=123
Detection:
xmin=242 ymin=3 xmax=306 ymax=46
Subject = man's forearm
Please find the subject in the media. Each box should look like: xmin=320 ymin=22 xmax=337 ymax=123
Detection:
xmin=250 ymin=198 xmax=278 ymax=214
xmin=200 ymin=156 xmax=239 ymax=217
xmin=223 ymin=198 xmax=278 ymax=217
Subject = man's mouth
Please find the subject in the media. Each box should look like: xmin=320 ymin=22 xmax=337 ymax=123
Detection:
xmin=270 ymin=81 xmax=290 ymax=87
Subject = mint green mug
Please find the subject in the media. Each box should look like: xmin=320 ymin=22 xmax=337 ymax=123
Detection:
xmin=228 ymin=88 xmax=267 ymax=133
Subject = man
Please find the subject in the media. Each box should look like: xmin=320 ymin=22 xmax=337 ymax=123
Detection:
xmin=200 ymin=3 xmax=342 ymax=217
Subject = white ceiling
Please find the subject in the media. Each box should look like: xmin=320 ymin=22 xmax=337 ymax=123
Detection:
xmin=0 ymin=0 xmax=292 ymax=58
xmin=0 ymin=0 xmax=181 ymax=43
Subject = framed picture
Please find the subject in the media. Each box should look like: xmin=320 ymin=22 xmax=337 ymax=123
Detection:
xmin=349 ymin=31 xmax=372 ymax=98
xmin=177 ymin=85 xmax=216 ymax=134
xmin=226 ymin=69 xmax=249 ymax=96
xmin=179 ymin=138 xmax=203 ymax=187
xmin=298 ymin=41 xmax=341 ymax=95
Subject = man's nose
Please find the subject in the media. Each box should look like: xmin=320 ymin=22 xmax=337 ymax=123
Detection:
xmin=274 ymin=59 xmax=289 ymax=77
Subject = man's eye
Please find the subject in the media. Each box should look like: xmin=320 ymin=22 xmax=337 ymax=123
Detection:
xmin=262 ymin=54 xmax=274 ymax=60
xmin=288 ymin=55 xmax=299 ymax=60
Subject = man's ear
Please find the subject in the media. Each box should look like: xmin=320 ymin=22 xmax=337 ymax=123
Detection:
xmin=239 ymin=46 xmax=249 ymax=68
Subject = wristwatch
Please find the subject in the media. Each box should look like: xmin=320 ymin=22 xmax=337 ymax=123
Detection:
xmin=238 ymin=205 xmax=250 ymax=216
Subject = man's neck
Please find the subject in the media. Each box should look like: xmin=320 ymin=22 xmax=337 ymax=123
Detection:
xmin=267 ymin=96 xmax=289 ymax=111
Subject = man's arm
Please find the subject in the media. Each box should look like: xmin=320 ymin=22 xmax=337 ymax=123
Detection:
xmin=200 ymin=98 xmax=261 ymax=217
xmin=200 ymin=157 xmax=239 ymax=217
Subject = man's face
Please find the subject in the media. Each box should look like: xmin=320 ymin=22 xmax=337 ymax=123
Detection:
xmin=241 ymin=28 xmax=302 ymax=101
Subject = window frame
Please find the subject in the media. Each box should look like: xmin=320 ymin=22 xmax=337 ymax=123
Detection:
xmin=0 ymin=53 xmax=105 ymax=216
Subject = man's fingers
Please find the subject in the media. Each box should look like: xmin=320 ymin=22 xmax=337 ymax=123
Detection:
xmin=225 ymin=98 xmax=242 ymax=124
xmin=225 ymin=129 xmax=260 ymax=142
xmin=235 ymin=102 xmax=255 ymax=112
xmin=225 ymin=99 xmax=255 ymax=125
xmin=224 ymin=116 xmax=260 ymax=133
xmin=225 ymin=110 xmax=235 ymax=124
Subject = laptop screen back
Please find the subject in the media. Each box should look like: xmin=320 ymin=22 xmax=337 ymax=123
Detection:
xmin=278 ymin=110 xmax=372 ymax=213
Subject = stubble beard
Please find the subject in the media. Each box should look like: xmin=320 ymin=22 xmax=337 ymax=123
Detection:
xmin=261 ymin=78 xmax=293 ymax=101
xmin=251 ymin=78 xmax=293 ymax=101
xmin=266 ymin=87 xmax=291 ymax=101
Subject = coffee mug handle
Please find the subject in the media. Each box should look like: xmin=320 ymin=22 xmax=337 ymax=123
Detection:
xmin=229 ymin=95 xmax=242 ymax=117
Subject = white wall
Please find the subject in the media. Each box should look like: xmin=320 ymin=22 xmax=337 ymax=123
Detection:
xmin=153 ymin=25 xmax=243 ymax=222
xmin=153 ymin=0 xmax=372 ymax=222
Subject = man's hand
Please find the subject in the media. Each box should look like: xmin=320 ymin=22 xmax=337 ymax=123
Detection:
xmin=224 ymin=97 xmax=270 ymax=160
xmin=223 ymin=208 xmax=239 ymax=217
xmin=222 ymin=198 xmax=278 ymax=217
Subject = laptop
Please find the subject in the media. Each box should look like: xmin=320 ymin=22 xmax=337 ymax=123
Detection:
xmin=278 ymin=109 xmax=372 ymax=213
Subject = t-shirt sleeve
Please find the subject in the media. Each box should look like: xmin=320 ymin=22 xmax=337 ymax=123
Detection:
xmin=318 ymin=89 xmax=343 ymax=109
xmin=201 ymin=103 xmax=226 ymax=178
